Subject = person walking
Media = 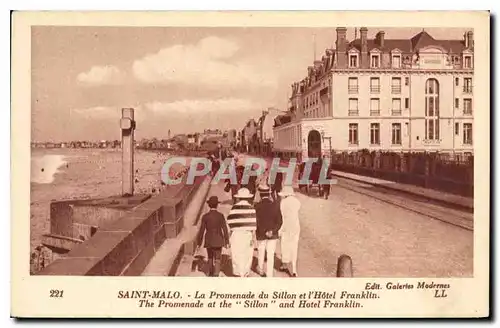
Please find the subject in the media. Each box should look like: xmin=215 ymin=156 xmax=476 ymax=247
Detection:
xmin=254 ymin=184 xmax=282 ymax=277
xmin=278 ymin=186 xmax=301 ymax=277
xmin=196 ymin=196 xmax=229 ymax=277
xmin=227 ymin=188 xmax=257 ymax=277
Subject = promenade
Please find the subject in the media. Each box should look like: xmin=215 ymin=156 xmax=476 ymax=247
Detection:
xmin=173 ymin=155 xmax=473 ymax=278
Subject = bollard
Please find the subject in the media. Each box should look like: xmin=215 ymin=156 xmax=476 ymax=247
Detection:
xmin=336 ymin=254 xmax=353 ymax=277
xmin=121 ymin=108 xmax=135 ymax=196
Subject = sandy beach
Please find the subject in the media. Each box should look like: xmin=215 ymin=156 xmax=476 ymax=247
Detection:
xmin=30 ymin=148 xmax=177 ymax=254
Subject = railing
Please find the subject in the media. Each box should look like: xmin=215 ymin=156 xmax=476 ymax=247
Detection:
xmin=330 ymin=151 xmax=474 ymax=197
xmin=348 ymin=110 xmax=359 ymax=116
xmin=370 ymin=86 xmax=380 ymax=93
xmin=391 ymin=85 xmax=402 ymax=94
xmin=348 ymin=86 xmax=358 ymax=94
xmin=463 ymin=86 xmax=473 ymax=93
xmin=463 ymin=109 xmax=473 ymax=115
xmin=370 ymin=110 xmax=380 ymax=116
xmin=391 ymin=109 xmax=402 ymax=116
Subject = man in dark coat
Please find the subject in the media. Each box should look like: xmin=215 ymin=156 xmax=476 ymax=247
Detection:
xmin=254 ymin=184 xmax=283 ymax=277
xmin=196 ymin=196 xmax=229 ymax=277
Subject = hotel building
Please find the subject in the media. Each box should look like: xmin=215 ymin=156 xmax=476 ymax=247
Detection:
xmin=273 ymin=28 xmax=474 ymax=159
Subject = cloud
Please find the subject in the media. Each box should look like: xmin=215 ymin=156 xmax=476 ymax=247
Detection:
xmin=132 ymin=36 xmax=278 ymax=89
xmin=77 ymin=65 xmax=125 ymax=86
xmin=70 ymin=106 xmax=121 ymax=119
xmin=140 ymin=98 xmax=258 ymax=115
xmin=70 ymin=98 xmax=259 ymax=123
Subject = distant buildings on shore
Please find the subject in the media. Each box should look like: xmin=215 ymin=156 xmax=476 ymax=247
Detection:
xmin=31 ymin=140 xmax=121 ymax=149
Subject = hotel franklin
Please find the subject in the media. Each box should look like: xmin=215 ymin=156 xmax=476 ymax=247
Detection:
xmin=273 ymin=27 xmax=474 ymax=159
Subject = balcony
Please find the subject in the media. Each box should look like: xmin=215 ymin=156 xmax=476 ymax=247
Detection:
xmin=370 ymin=86 xmax=380 ymax=94
xmin=463 ymin=86 xmax=473 ymax=94
xmin=463 ymin=109 xmax=473 ymax=115
xmin=348 ymin=86 xmax=359 ymax=94
xmin=348 ymin=110 xmax=359 ymax=116
xmin=391 ymin=85 xmax=402 ymax=94
xmin=370 ymin=110 xmax=380 ymax=116
xmin=391 ymin=110 xmax=402 ymax=116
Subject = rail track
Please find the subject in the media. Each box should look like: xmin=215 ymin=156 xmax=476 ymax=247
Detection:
xmin=333 ymin=178 xmax=474 ymax=231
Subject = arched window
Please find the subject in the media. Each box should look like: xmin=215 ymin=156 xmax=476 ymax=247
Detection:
xmin=425 ymin=79 xmax=440 ymax=141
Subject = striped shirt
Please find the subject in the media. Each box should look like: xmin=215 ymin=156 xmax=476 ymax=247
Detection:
xmin=227 ymin=200 xmax=257 ymax=231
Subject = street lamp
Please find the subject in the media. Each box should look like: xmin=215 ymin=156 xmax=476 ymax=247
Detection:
xmin=321 ymin=130 xmax=332 ymax=158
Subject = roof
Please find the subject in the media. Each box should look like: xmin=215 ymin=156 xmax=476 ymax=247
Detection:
xmin=348 ymin=30 xmax=467 ymax=54
xmin=273 ymin=114 xmax=292 ymax=128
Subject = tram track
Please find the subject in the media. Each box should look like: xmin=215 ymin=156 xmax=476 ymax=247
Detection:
xmin=333 ymin=178 xmax=474 ymax=231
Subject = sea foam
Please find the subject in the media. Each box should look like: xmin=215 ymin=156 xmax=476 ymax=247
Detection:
xmin=31 ymin=154 xmax=68 ymax=184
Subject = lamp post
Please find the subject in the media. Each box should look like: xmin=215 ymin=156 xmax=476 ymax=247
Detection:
xmin=321 ymin=130 xmax=332 ymax=158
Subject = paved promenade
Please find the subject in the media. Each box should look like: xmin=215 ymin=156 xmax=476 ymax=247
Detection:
xmin=174 ymin=155 xmax=473 ymax=278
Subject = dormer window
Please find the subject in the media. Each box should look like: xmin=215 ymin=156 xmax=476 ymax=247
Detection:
xmin=464 ymin=55 xmax=472 ymax=68
xmin=370 ymin=54 xmax=380 ymax=68
xmin=349 ymin=54 xmax=359 ymax=68
xmin=392 ymin=55 xmax=401 ymax=68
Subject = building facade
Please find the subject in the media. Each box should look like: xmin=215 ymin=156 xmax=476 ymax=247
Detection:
xmin=273 ymin=28 xmax=474 ymax=159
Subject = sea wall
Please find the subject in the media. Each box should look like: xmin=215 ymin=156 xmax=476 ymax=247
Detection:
xmin=37 ymin=174 xmax=209 ymax=276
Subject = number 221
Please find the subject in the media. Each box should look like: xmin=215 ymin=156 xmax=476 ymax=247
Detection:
xmin=49 ymin=289 xmax=64 ymax=298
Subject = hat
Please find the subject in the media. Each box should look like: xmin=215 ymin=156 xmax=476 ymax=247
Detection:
xmin=258 ymin=184 xmax=271 ymax=195
xmin=206 ymin=196 xmax=221 ymax=207
xmin=278 ymin=185 xmax=295 ymax=197
xmin=234 ymin=188 xmax=254 ymax=199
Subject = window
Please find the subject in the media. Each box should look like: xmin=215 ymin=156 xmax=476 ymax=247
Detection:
xmin=464 ymin=56 xmax=472 ymax=68
xmin=455 ymin=98 xmax=459 ymax=109
xmin=392 ymin=123 xmax=402 ymax=145
xmin=370 ymin=98 xmax=380 ymax=116
xmin=370 ymin=77 xmax=380 ymax=93
xmin=463 ymin=98 xmax=473 ymax=115
xmin=455 ymin=123 xmax=459 ymax=135
xmin=349 ymin=123 xmax=358 ymax=145
xmin=392 ymin=77 xmax=401 ymax=94
xmin=425 ymin=79 xmax=440 ymax=141
xmin=464 ymin=78 xmax=472 ymax=93
xmin=392 ymin=98 xmax=402 ymax=116
xmin=392 ymin=55 xmax=401 ymax=68
xmin=349 ymin=54 xmax=358 ymax=68
xmin=370 ymin=123 xmax=380 ymax=145
xmin=463 ymin=123 xmax=473 ymax=144
xmin=405 ymin=98 xmax=409 ymax=109
xmin=371 ymin=54 xmax=380 ymax=68
xmin=348 ymin=98 xmax=358 ymax=116
xmin=455 ymin=77 xmax=459 ymax=86
xmin=405 ymin=77 xmax=409 ymax=86
xmin=348 ymin=77 xmax=358 ymax=94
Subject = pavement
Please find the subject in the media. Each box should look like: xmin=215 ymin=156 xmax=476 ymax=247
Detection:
xmin=173 ymin=153 xmax=473 ymax=278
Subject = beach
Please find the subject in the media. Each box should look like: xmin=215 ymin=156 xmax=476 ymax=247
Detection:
xmin=30 ymin=148 xmax=176 ymax=254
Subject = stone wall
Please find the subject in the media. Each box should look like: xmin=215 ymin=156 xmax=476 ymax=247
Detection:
xmin=37 ymin=175 xmax=208 ymax=276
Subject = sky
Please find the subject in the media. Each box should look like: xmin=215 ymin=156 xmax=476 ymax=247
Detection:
xmin=31 ymin=27 xmax=469 ymax=142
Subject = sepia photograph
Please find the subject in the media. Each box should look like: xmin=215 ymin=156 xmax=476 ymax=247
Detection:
xmin=30 ymin=25 xmax=475 ymax=278
xmin=11 ymin=10 xmax=490 ymax=318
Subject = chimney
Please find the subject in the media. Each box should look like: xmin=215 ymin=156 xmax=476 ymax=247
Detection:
xmin=360 ymin=27 xmax=368 ymax=68
xmin=376 ymin=31 xmax=385 ymax=48
xmin=467 ymin=31 xmax=473 ymax=49
xmin=335 ymin=27 xmax=348 ymax=68
xmin=336 ymin=27 xmax=347 ymax=51
xmin=360 ymin=27 xmax=368 ymax=52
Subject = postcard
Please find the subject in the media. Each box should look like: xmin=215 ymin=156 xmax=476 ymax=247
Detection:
xmin=11 ymin=10 xmax=490 ymax=318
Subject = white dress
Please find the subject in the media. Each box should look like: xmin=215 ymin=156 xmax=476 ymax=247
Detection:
xmin=279 ymin=196 xmax=301 ymax=271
